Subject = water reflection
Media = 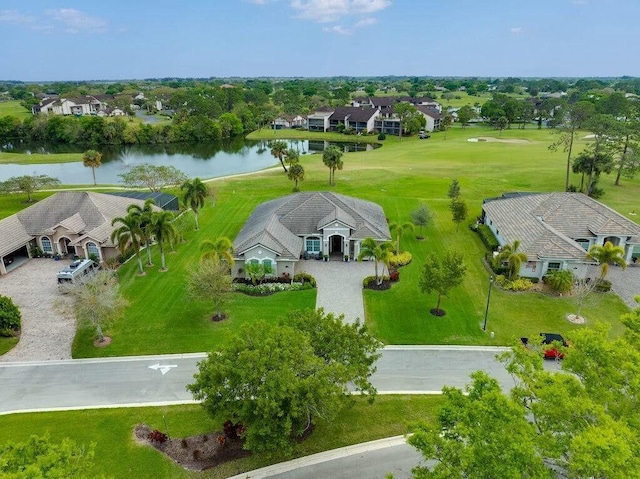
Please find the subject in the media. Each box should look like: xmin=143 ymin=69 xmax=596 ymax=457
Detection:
xmin=0 ymin=139 xmax=380 ymax=185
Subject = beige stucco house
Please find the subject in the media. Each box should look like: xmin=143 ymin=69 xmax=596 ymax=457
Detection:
xmin=482 ymin=192 xmax=640 ymax=280
xmin=0 ymin=191 xmax=161 ymax=275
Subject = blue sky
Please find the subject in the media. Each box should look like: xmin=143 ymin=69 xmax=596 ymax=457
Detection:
xmin=1 ymin=0 xmax=638 ymax=81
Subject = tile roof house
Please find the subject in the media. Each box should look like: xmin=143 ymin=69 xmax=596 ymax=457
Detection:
xmin=482 ymin=192 xmax=640 ymax=279
xmin=0 ymin=191 xmax=162 ymax=275
xmin=232 ymin=192 xmax=391 ymax=278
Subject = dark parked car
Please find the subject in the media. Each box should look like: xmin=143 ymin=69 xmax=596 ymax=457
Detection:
xmin=419 ymin=132 xmax=431 ymax=139
xmin=521 ymin=333 xmax=568 ymax=359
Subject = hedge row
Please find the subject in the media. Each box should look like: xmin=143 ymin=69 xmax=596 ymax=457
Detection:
xmin=477 ymin=224 xmax=500 ymax=251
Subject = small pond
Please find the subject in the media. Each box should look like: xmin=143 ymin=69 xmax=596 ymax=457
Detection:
xmin=0 ymin=139 xmax=380 ymax=185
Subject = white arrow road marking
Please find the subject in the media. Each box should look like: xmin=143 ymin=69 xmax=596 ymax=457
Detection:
xmin=148 ymin=363 xmax=178 ymax=375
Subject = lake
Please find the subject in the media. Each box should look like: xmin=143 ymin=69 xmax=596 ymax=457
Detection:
xmin=0 ymin=139 xmax=380 ymax=185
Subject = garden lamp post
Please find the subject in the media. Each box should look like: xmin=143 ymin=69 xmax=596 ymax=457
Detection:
xmin=482 ymin=276 xmax=494 ymax=331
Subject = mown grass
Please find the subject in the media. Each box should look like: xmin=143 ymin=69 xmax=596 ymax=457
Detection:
xmin=0 ymin=395 xmax=442 ymax=479
xmin=0 ymin=151 xmax=83 ymax=165
xmin=2 ymin=124 xmax=637 ymax=356
xmin=0 ymin=337 xmax=18 ymax=355
xmin=0 ymin=100 xmax=31 ymax=120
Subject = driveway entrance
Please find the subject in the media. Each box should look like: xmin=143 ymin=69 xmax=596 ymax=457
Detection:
xmin=296 ymin=259 xmax=376 ymax=324
xmin=0 ymin=258 xmax=75 ymax=362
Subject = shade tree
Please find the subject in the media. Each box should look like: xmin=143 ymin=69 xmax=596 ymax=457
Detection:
xmin=185 ymin=257 xmax=233 ymax=321
xmin=0 ymin=174 xmax=60 ymax=202
xmin=410 ymin=204 xmax=433 ymax=240
xmin=119 ymin=163 xmax=188 ymax=192
xmin=188 ymin=309 xmax=381 ymax=454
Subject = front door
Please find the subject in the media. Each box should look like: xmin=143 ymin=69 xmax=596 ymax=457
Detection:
xmin=331 ymin=235 xmax=342 ymax=254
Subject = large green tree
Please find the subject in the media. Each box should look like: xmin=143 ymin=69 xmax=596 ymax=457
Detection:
xmin=188 ymin=309 xmax=381 ymax=454
xmin=394 ymin=102 xmax=420 ymax=140
xmin=119 ymin=164 xmax=188 ymax=192
xmin=419 ymin=251 xmax=466 ymax=315
xmin=322 ymin=146 xmax=344 ymax=186
xmin=0 ymin=174 xmax=60 ymax=202
xmin=549 ymin=101 xmax=595 ymax=191
xmin=180 ymin=178 xmax=208 ymax=230
xmin=0 ymin=295 xmax=21 ymax=337
xmin=82 ymin=149 xmax=102 ymax=186
xmin=449 ymin=198 xmax=468 ymax=232
xmin=456 ymin=105 xmax=475 ymax=128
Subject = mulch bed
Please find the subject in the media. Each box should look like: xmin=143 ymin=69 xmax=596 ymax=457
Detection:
xmin=134 ymin=424 xmax=251 ymax=471
xmin=364 ymin=280 xmax=392 ymax=291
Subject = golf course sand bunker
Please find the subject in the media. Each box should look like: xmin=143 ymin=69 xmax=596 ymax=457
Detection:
xmin=467 ymin=137 xmax=530 ymax=144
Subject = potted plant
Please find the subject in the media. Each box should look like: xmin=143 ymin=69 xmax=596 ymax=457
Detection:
xmin=323 ymin=254 xmax=329 ymax=262
xmin=344 ymin=255 xmax=349 ymax=262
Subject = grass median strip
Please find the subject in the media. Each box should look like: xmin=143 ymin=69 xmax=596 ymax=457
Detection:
xmin=0 ymin=395 xmax=442 ymax=479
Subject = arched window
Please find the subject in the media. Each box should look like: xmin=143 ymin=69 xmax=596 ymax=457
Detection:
xmin=41 ymin=237 xmax=52 ymax=254
xmin=262 ymin=259 xmax=273 ymax=274
xmin=87 ymin=242 xmax=100 ymax=259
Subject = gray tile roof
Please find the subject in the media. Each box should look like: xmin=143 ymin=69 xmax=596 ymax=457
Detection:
xmin=483 ymin=192 xmax=640 ymax=261
xmin=233 ymin=192 xmax=390 ymax=260
xmin=0 ymin=192 xmax=161 ymax=256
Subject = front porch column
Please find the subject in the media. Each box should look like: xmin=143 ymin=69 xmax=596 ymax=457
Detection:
xmin=323 ymin=239 xmax=329 ymax=256
xmin=625 ymin=244 xmax=635 ymax=264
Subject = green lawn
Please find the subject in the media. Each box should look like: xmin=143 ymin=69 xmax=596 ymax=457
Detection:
xmin=0 ymin=100 xmax=31 ymax=120
xmin=2 ymin=124 xmax=637 ymax=356
xmin=0 ymin=151 xmax=83 ymax=165
xmin=0 ymin=395 xmax=442 ymax=479
xmin=0 ymin=337 xmax=18 ymax=355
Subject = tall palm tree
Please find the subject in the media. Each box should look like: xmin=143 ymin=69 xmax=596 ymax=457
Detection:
xmin=270 ymin=140 xmax=288 ymax=173
xmin=180 ymin=178 xmax=208 ymax=230
xmin=82 ymin=150 xmax=102 ymax=186
xmin=127 ymin=199 xmax=155 ymax=267
xmin=389 ymin=221 xmax=414 ymax=255
xmin=151 ymin=210 xmax=177 ymax=271
xmin=357 ymin=238 xmax=394 ymax=285
xmin=494 ymin=240 xmax=527 ymax=280
xmin=587 ymin=241 xmax=626 ymax=279
xmin=200 ymin=236 xmax=234 ymax=266
xmin=110 ymin=213 xmax=144 ymax=275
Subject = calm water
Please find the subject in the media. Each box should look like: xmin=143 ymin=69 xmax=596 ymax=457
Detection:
xmin=0 ymin=139 xmax=379 ymax=185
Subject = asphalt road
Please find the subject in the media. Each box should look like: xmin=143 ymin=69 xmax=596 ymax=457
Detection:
xmin=0 ymin=346 xmax=551 ymax=415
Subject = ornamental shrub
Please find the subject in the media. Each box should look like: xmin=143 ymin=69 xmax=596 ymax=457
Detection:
xmin=389 ymin=251 xmax=412 ymax=267
xmin=595 ymin=279 xmax=612 ymax=292
xmin=545 ymin=270 xmax=574 ymax=294
xmin=293 ymin=272 xmax=317 ymax=287
xmin=0 ymin=295 xmax=21 ymax=336
xmin=503 ymin=278 xmax=534 ymax=292
xmin=477 ymin=224 xmax=499 ymax=251
xmin=377 ymin=132 xmax=386 ymax=140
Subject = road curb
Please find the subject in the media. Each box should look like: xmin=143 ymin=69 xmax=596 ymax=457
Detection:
xmin=226 ymin=435 xmax=408 ymax=479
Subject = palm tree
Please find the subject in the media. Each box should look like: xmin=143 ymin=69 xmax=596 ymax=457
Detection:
xmin=127 ymin=199 xmax=155 ymax=267
xmin=357 ymin=238 xmax=394 ymax=285
xmin=494 ymin=240 xmax=527 ymax=280
xmin=181 ymin=178 xmax=208 ymax=230
xmin=200 ymin=236 xmax=234 ymax=266
xmin=110 ymin=213 xmax=144 ymax=275
xmin=82 ymin=150 xmax=102 ymax=186
xmin=587 ymin=241 xmax=626 ymax=279
xmin=270 ymin=140 xmax=288 ymax=173
xmin=389 ymin=221 xmax=414 ymax=255
xmin=322 ymin=146 xmax=344 ymax=186
xmin=150 ymin=210 xmax=177 ymax=271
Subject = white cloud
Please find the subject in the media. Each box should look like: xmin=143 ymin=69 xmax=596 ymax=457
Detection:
xmin=354 ymin=16 xmax=377 ymax=27
xmin=510 ymin=27 xmax=522 ymax=34
xmin=45 ymin=8 xmax=108 ymax=34
xmin=291 ymin=0 xmax=391 ymax=23
xmin=0 ymin=10 xmax=37 ymax=27
xmin=0 ymin=8 xmax=108 ymax=34
xmin=322 ymin=24 xmax=352 ymax=35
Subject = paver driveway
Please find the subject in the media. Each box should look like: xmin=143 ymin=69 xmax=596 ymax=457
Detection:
xmin=600 ymin=264 xmax=640 ymax=309
xmin=0 ymin=259 xmax=75 ymax=362
xmin=296 ymin=258 xmax=377 ymax=324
